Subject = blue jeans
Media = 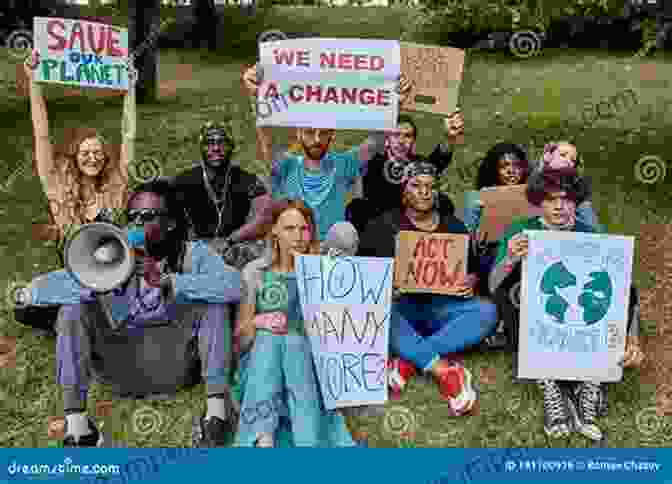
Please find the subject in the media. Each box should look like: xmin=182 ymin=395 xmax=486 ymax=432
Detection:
xmin=390 ymin=295 xmax=498 ymax=370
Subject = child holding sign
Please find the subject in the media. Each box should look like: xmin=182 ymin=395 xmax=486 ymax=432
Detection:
xmin=489 ymin=169 xmax=643 ymax=441
xmin=234 ymin=199 xmax=355 ymax=447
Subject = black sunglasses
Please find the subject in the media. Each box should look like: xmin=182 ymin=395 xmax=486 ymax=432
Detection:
xmin=126 ymin=209 xmax=169 ymax=224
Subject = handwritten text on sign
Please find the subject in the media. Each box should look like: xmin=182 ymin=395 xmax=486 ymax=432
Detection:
xmin=296 ymin=255 xmax=393 ymax=409
xmin=34 ymin=17 xmax=129 ymax=91
xmin=394 ymin=231 xmax=469 ymax=295
xmin=258 ymin=38 xmax=400 ymax=130
xmin=518 ymin=231 xmax=634 ymax=382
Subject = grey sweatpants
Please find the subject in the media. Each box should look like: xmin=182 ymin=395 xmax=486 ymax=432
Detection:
xmin=56 ymin=302 xmax=232 ymax=411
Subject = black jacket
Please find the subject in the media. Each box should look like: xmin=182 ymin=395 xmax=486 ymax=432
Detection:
xmin=358 ymin=208 xmax=479 ymax=271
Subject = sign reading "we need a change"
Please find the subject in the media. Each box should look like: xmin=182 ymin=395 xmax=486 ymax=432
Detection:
xmin=33 ymin=17 xmax=130 ymax=91
xmin=257 ymin=38 xmax=400 ymax=130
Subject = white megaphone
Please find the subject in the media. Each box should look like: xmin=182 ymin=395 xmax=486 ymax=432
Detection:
xmin=64 ymin=223 xmax=135 ymax=293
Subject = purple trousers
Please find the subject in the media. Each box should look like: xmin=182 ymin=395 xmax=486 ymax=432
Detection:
xmin=56 ymin=302 xmax=231 ymax=411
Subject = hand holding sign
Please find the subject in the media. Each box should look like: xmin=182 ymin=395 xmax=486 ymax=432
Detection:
xmin=444 ymin=109 xmax=464 ymax=145
xmin=452 ymin=273 xmax=478 ymax=298
xmin=24 ymin=50 xmax=40 ymax=77
xmin=619 ymin=335 xmax=644 ymax=368
xmin=254 ymin=311 xmax=288 ymax=335
xmin=397 ymin=74 xmax=413 ymax=106
xmin=508 ymin=233 xmax=529 ymax=258
xmin=242 ymin=63 xmax=259 ymax=97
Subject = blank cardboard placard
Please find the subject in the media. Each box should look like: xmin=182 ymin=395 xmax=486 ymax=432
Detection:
xmin=476 ymin=185 xmax=544 ymax=242
xmin=400 ymin=43 xmax=465 ymax=116
xmin=394 ymin=231 xmax=468 ymax=295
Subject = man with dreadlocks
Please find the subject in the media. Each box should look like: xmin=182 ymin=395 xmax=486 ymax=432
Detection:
xmin=358 ymin=159 xmax=498 ymax=416
xmin=169 ymin=121 xmax=273 ymax=268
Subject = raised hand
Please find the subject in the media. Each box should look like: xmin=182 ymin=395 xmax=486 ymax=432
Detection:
xmin=23 ymin=49 xmax=40 ymax=79
xmin=444 ymin=109 xmax=464 ymax=143
xmin=397 ymin=74 xmax=413 ymax=106
xmin=242 ymin=63 xmax=259 ymax=97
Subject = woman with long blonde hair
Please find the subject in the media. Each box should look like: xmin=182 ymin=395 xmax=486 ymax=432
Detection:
xmin=233 ymin=199 xmax=355 ymax=447
xmin=23 ymin=50 xmax=135 ymax=236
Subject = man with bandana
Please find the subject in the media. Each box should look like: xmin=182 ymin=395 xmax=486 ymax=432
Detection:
xmin=241 ymin=65 xmax=464 ymax=241
xmin=15 ymin=180 xmax=242 ymax=447
xmin=168 ymin=121 xmax=273 ymax=267
xmin=358 ymin=160 xmax=498 ymax=415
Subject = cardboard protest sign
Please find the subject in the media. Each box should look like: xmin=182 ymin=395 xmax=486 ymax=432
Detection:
xmin=394 ymin=231 xmax=469 ymax=295
xmin=469 ymin=185 xmax=544 ymax=242
xmin=33 ymin=17 xmax=129 ymax=91
xmin=400 ymin=43 xmax=464 ymax=117
xmin=295 ymin=255 xmax=393 ymax=409
xmin=518 ymin=231 xmax=634 ymax=382
xmin=257 ymin=38 xmax=400 ymax=130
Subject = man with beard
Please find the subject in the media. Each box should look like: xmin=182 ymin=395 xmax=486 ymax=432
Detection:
xmin=241 ymin=65 xmax=463 ymax=241
xmin=15 ymin=180 xmax=242 ymax=447
xmin=168 ymin=121 xmax=273 ymax=268
xmin=358 ymin=160 xmax=498 ymax=415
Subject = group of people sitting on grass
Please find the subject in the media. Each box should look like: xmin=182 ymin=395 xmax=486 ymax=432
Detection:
xmin=13 ymin=57 xmax=645 ymax=448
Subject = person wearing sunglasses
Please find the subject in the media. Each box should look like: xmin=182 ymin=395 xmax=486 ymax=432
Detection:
xmin=15 ymin=180 xmax=243 ymax=448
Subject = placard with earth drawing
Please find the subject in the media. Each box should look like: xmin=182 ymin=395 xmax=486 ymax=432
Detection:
xmin=519 ymin=230 xmax=634 ymax=382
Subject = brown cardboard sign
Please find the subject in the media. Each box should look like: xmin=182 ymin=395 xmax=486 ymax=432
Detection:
xmin=400 ymin=43 xmax=465 ymax=116
xmin=476 ymin=185 xmax=544 ymax=242
xmin=394 ymin=231 xmax=468 ymax=295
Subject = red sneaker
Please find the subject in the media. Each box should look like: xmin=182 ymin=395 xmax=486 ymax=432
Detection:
xmin=432 ymin=359 xmax=477 ymax=415
xmin=387 ymin=358 xmax=416 ymax=397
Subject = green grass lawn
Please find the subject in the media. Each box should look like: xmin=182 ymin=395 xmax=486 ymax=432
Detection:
xmin=1 ymin=31 xmax=671 ymax=447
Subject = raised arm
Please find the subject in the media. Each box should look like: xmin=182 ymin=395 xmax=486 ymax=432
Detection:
xmin=119 ymin=68 xmax=137 ymax=185
xmin=24 ymin=52 xmax=56 ymax=192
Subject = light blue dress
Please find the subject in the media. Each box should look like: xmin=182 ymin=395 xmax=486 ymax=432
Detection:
xmin=233 ymin=268 xmax=355 ymax=447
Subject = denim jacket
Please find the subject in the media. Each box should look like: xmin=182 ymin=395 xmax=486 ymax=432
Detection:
xmin=27 ymin=240 xmax=241 ymax=306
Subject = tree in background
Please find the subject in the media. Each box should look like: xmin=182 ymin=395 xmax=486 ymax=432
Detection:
xmin=129 ymin=0 xmax=161 ymax=103
xmin=191 ymin=0 xmax=219 ymax=50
